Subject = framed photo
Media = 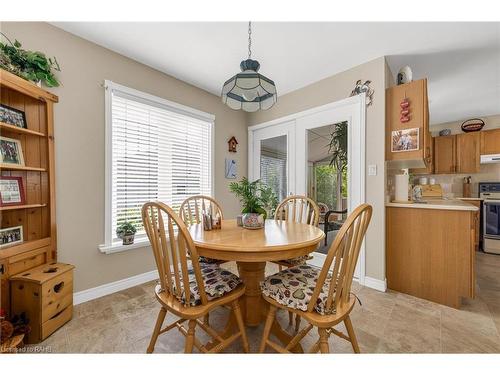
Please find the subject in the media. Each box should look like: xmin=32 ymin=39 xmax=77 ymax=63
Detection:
xmin=0 ymin=225 xmax=24 ymax=248
xmin=225 ymin=158 xmax=237 ymax=179
xmin=0 ymin=136 xmax=25 ymax=166
xmin=0 ymin=176 xmax=25 ymax=206
xmin=391 ymin=128 xmax=419 ymax=153
xmin=0 ymin=104 xmax=27 ymax=129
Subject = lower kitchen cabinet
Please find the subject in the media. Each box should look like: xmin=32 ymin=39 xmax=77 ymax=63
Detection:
xmin=386 ymin=206 xmax=476 ymax=308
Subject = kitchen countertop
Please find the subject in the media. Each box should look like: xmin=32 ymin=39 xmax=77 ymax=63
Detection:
xmin=455 ymin=197 xmax=484 ymax=201
xmin=386 ymin=199 xmax=479 ymax=211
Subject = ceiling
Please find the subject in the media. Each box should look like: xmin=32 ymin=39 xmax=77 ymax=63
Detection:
xmin=52 ymin=22 xmax=500 ymax=125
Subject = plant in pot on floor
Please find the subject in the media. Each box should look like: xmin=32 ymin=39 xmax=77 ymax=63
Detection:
xmin=116 ymin=221 xmax=137 ymax=245
xmin=229 ymin=178 xmax=277 ymax=229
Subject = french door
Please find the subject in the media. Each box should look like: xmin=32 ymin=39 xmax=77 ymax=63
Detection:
xmin=249 ymin=120 xmax=295 ymax=202
xmin=248 ymin=95 xmax=366 ymax=284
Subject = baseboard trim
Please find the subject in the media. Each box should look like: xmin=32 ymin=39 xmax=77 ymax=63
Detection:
xmin=363 ymin=276 xmax=387 ymax=292
xmin=73 ymin=270 xmax=159 ymax=305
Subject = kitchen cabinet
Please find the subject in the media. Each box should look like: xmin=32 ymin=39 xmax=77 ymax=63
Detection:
xmin=386 ymin=206 xmax=476 ymax=308
xmin=456 ymin=132 xmax=480 ymax=173
xmin=386 ymin=79 xmax=430 ymax=169
xmin=434 ymin=132 xmax=480 ymax=174
xmin=459 ymin=199 xmax=482 ymax=251
xmin=434 ymin=135 xmax=456 ymax=173
xmin=481 ymin=128 xmax=500 ymax=155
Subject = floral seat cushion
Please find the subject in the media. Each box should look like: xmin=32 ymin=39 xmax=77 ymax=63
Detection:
xmin=198 ymin=256 xmax=224 ymax=264
xmin=276 ymin=254 xmax=313 ymax=266
xmin=169 ymin=263 xmax=241 ymax=306
xmin=260 ymin=264 xmax=334 ymax=315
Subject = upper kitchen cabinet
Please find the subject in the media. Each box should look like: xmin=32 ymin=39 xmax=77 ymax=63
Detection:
xmin=456 ymin=132 xmax=480 ymax=173
xmin=386 ymin=79 xmax=431 ymax=169
xmin=434 ymin=132 xmax=481 ymax=174
xmin=434 ymin=135 xmax=456 ymax=173
xmin=481 ymin=129 xmax=500 ymax=155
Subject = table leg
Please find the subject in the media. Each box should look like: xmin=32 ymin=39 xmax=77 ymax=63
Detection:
xmin=236 ymin=261 xmax=266 ymax=327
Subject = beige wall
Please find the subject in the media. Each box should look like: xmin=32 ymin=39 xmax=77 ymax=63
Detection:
xmin=248 ymin=57 xmax=387 ymax=282
xmin=0 ymin=22 xmax=248 ymax=292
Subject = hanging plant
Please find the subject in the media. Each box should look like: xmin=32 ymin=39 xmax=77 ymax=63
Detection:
xmin=0 ymin=33 xmax=61 ymax=87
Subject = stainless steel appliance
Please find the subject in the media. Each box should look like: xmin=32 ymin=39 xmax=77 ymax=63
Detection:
xmin=479 ymin=182 xmax=500 ymax=254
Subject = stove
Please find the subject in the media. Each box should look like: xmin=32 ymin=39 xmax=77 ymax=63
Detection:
xmin=479 ymin=182 xmax=500 ymax=254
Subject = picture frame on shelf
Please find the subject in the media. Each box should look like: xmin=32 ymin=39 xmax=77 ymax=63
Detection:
xmin=0 ymin=104 xmax=27 ymax=129
xmin=0 ymin=136 xmax=25 ymax=166
xmin=0 ymin=176 xmax=25 ymax=207
xmin=0 ymin=226 xmax=24 ymax=248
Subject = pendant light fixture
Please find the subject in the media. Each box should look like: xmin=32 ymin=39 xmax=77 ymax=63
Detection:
xmin=221 ymin=22 xmax=277 ymax=112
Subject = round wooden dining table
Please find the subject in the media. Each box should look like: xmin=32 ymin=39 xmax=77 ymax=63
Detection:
xmin=189 ymin=218 xmax=324 ymax=349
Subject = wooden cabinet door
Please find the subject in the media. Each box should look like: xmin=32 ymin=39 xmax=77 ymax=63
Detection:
xmin=456 ymin=132 xmax=480 ymax=173
xmin=386 ymin=79 xmax=426 ymax=162
xmin=481 ymin=129 xmax=500 ymax=155
xmin=434 ymin=135 xmax=456 ymax=174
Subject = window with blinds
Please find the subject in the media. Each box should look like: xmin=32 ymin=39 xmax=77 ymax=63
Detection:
xmin=105 ymin=82 xmax=213 ymax=247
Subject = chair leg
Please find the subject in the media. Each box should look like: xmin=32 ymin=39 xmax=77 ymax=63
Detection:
xmin=344 ymin=315 xmax=360 ymax=353
xmin=294 ymin=315 xmax=301 ymax=332
xmin=318 ymin=328 xmax=329 ymax=353
xmin=204 ymin=314 xmax=209 ymax=326
xmin=259 ymin=305 xmax=277 ymax=353
xmin=147 ymin=307 xmax=167 ymax=353
xmin=184 ymin=320 xmax=197 ymax=353
xmin=324 ymin=230 xmax=328 ymax=246
xmin=288 ymin=311 xmax=294 ymax=326
xmin=232 ymin=300 xmax=249 ymax=353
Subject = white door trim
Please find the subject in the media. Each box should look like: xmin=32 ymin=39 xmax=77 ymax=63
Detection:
xmin=248 ymin=94 xmax=367 ymax=286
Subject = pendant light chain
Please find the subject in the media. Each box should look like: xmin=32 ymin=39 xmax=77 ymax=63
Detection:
xmin=248 ymin=21 xmax=252 ymax=59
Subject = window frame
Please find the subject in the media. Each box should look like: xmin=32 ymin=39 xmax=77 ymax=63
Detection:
xmin=99 ymin=80 xmax=215 ymax=254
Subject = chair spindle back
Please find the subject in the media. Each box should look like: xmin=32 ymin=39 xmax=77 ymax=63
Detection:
xmin=142 ymin=201 xmax=208 ymax=306
xmin=308 ymin=204 xmax=372 ymax=314
xmin=179 ymin=195 xmax=224 ymax=226
xmin=274 ymin=195 xmax=320 ymax=227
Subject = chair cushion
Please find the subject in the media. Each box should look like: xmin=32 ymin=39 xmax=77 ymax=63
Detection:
xmin=170 ymin=263 xmax=241 ymax=306
xmin=276 ymin=255 xmax=312 ymax=266
xmin=199 ymin=256 xmax=224 ymax=264
xmin=261 ymin=264 xmax=334 ymax=315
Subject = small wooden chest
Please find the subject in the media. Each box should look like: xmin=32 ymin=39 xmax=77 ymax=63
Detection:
xmin=10 ymin=262 xmax=75 ymax=344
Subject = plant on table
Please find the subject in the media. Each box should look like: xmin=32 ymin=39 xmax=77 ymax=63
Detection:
xmin=229 ymin=178 xmax=278 ymax=229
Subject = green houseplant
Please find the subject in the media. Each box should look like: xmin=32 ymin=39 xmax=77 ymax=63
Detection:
xmin=116 ymin=221 xmax=137 ymax=245
xmin=0 ymin=33 xmax=61 ymax=87
xmin=229 ymin=178 xmax=277 ymax=229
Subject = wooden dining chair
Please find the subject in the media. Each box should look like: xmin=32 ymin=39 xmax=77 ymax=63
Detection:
xmin=259 ymin=204 xmax=372 ymax=354
xmin=271 ymin=195 xmax=320 ymax=328
xmin=142 ymin=201 xmax=249 ymax=353
xmin=179 ymin=195 xmax=227 ymax=264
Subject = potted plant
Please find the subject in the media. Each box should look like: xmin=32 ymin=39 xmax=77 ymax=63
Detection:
xmin=116 ymin=221 xmax=137 ymax=245
xmin=229 ymin=178 xmax=277 ymax=229
xmin=0 ymin=33 xmax=61 ymax=87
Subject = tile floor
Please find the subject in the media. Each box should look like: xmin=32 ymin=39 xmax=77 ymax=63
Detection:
xmin=37 ymin=252 xmax=500 ymax=353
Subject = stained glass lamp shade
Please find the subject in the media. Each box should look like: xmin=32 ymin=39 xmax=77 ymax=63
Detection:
xmin=221 ymin=59 xmax=277 ymax=112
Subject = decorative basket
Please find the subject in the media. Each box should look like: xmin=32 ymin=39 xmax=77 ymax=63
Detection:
xmin=461 ymin=118 xmax=485 ymax=133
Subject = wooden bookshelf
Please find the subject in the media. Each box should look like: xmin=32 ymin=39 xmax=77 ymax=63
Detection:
xmin=0 ymin=68 xmax=58 ymax=317
xmin=0 ymin=164 xmax=46 ymax=172
xmin=0 ymin=203 xmax=47 ymax=211
xmin=0 ymin=121 xmax=46 ymax=137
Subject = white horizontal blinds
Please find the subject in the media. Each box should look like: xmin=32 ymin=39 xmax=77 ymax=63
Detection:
xmin=111 ymin=90 xmax=212 ymax=241
xmin=260 ymin=154 xmax=287 ymax=202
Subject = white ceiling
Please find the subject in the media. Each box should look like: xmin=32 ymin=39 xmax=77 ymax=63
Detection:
xmin=52 ymin=22 xmax=500 ymax=125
